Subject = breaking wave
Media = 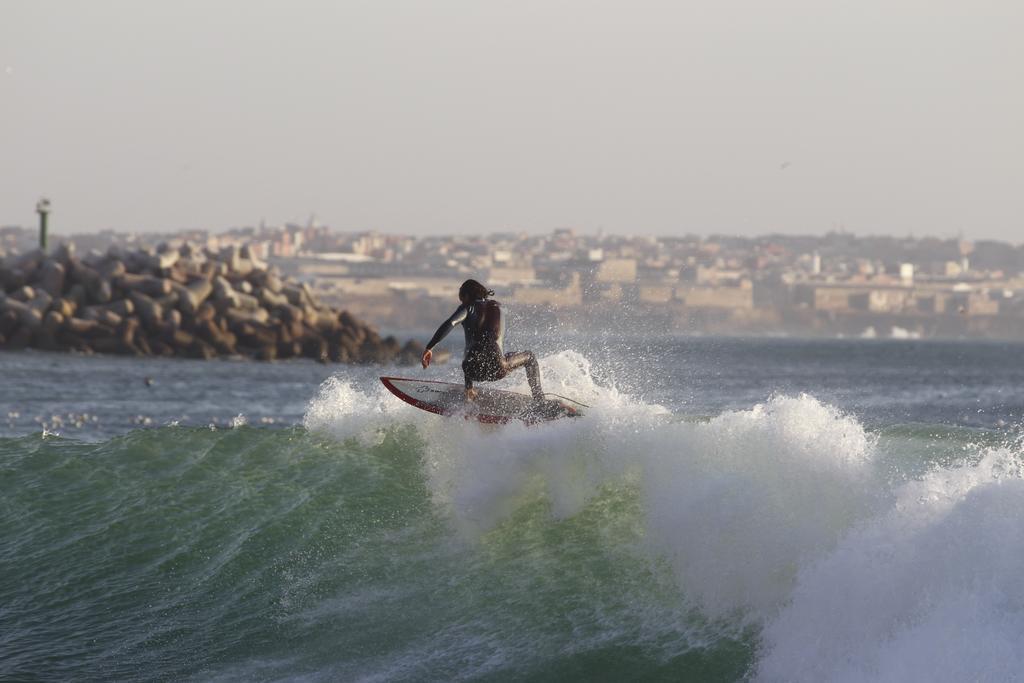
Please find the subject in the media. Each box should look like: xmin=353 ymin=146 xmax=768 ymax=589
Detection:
xmin=4 ymin=350 xmax=1022 ymax=681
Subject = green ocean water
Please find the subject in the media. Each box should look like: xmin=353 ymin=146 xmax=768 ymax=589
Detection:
xmin=5 ymin=339 xmax=1024 ymax=681
xmin=0 ymin=426 xmax=752 ymax=681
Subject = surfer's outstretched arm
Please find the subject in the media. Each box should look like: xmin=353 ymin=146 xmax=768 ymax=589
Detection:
xmin=422 ymin=305 xmax=468 ymax=368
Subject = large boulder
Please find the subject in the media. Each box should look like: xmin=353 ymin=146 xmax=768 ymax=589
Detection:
xmin=129 ymin=292 xmax=163 ymax=331
xmin=174 ymin=279 xmax=213 ymax=315
xmin=0 ymin=297 xmax=42 ymax=329
xmin=117 ymin=273 xmax=173 ymax=298
xmin=37 ymin=259 xmax=66 ymax=297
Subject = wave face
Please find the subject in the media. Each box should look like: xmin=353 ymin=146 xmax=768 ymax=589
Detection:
xmin=3 ymin=350 xmax=1023 ymax=681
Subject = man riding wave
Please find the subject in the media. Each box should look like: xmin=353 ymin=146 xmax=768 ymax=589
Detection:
xmin=421 ymin=279 xmax=544 ymax=403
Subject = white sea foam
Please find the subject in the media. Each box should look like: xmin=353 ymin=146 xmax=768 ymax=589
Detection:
xmin=754 ymin=448 xmax=1024 ymax=682
xmin=305 ymin=353 xmax=879 ymax=615
xmin=416 ymin=351 xmax=669 ymax=533
xmin=411 ymin=353 xmax=880 ymax=622
xmin=304 ymin=350 xmax=1024 ymax=681
xmin=303 ymin=375 xmax=423 ymax=443
xmin=640 ymin=393 xmax=881 ymax=623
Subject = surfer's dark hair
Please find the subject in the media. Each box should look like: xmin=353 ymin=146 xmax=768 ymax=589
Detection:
xmin=459 ymin=279 xmax=493 ymax=301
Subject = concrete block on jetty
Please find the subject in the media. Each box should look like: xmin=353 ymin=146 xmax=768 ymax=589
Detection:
xmin=0 ymin=242 xmax=424 ymax=364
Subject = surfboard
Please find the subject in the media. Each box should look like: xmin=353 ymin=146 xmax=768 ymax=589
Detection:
xmin=380 ymin=376 xmax=583 ymax=424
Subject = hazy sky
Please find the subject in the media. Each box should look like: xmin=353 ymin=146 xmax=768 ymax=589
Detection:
xmin=2 ymin=1 xmax=1022 ymax=239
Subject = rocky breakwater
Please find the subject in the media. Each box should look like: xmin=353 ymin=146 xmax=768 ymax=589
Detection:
xmin=0 ymin=243 xmax=422 ymax=364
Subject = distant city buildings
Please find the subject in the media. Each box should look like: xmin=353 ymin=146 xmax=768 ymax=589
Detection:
xmin=4 ymin=221 xmax=1024 ymax=337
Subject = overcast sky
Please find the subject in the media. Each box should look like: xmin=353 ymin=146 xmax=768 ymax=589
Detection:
xmin=1 ymin=1 xmax=1022 ymax=240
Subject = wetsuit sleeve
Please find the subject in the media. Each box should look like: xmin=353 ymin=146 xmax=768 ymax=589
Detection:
xmin=425 ymin=305 xmax=468 ymax=351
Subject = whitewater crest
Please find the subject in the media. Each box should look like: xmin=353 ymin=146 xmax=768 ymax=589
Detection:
xmin=640 ymin=393 xmax=880 ymax=623
xmin=303 ymin=351 xmax=1024 ymax=682
xmin=304 ymin=353 xmax=880 ymax=616
xmin=303 ymin=374 xmax=423 ymax=443
xmin=755 ymin=447 xmax=1024 ymax=682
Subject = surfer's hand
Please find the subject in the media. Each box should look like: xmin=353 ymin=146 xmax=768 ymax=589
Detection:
xmin=465 ymin=387 xmax=478 ymax=402
xmin=421 ymin=348 xmax=432 ymax=369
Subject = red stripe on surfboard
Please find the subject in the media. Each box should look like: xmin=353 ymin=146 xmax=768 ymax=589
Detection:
xmin=379 ymin=376 xmax=513 ymax=424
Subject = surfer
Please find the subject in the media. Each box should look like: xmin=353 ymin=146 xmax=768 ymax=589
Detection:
xmin=421 ymin=279 xmax=545 ymax=403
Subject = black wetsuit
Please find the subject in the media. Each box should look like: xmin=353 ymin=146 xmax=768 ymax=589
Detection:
xmin=425 ymin=299 xmax=544 ymax=400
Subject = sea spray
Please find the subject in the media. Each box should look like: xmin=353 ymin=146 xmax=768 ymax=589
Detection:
xmin=304 ymin=356 xmax=882 ymax=618
xmin=304 ymin=374 xmax=422 ymax=443
xmin=640 ymin=394 xmax=882 ymax=623
xmin=755 ymin=447 xmax=1024 ymax=682
xmin=303 ymin=350 xmax=1024 ymax=681
xmin=305 ymin=352 xmax=671 ymax=536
